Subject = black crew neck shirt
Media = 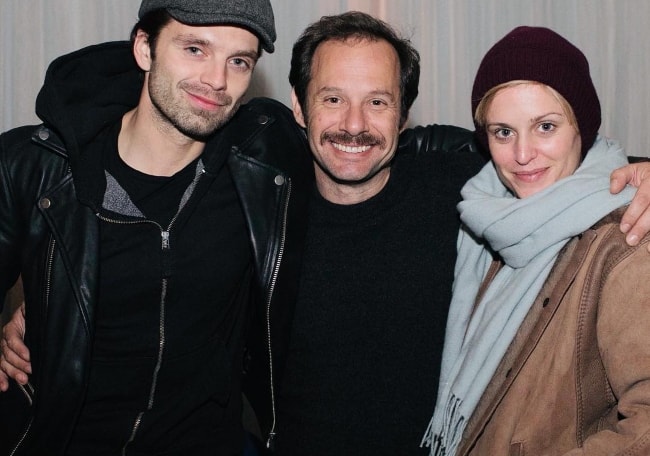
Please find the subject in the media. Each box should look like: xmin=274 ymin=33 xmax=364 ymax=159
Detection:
xmin=66 ymin=122 xmax=253 ymax=456
xmin=276 ymin=142 xmax=482 ymax=455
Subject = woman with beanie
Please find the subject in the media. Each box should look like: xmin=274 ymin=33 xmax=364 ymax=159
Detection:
xmin=422 ymin=26 xmax=650 ymax=455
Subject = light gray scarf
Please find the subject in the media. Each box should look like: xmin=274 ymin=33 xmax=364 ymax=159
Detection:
xmin=421 ymin=137 xmax=635 ymax=455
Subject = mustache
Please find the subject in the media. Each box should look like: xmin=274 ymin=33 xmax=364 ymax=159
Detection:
xmin=321 ymin=131 xmax=384 ymax=148
xmin=180 ymin=82 xmax=233 ymax=106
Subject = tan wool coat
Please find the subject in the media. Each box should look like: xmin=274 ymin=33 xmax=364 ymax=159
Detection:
xmin=458 ymin=208 xmax=650 ymax=456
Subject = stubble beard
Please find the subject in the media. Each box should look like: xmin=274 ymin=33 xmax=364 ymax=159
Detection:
xmin=147 ymin=64 xmax=241 ymax=141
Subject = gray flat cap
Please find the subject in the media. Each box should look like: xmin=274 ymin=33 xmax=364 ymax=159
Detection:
xmin=139 ymin=0 xmax=276 ymax=53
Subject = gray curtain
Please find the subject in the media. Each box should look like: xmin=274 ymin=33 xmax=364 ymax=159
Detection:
xmin=2 ymin=0 xmax=649 ymax=156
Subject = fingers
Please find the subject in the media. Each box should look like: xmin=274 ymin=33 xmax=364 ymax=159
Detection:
xmin=0 ymin=308 xmax=32 ymax=387
xmin=0 ymin=370 xmax=8 ymax=392
xmin=611 ymin=163 xmax=650 ymax=249
xmin=0 ymin=336 xmax=31 ymax=386
xmin=610 ymin=167 xmax=629 ymax=195
xmin=3 ymin=320 xmax=30 ymax=364
xmin=5 ymin=302 xmax=30 ymax=362
xmin=620 ymin=202 xmax=650 ymax=251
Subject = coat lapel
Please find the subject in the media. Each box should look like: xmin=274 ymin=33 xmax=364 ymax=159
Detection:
xmin=457 ymin=232 xmax=596 ymax=455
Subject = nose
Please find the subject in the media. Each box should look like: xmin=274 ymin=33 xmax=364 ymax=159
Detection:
xmin=340 ymin=103 xmax=369 ymax=136
xmin=200 ymin=60 xmax=227 ymax=91
xmin=514 ymin=135 xmax=537 ymax=165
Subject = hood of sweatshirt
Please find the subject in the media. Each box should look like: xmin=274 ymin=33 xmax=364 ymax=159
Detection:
xmin=36 ymin=40 xmax=142 ymax=160
xmin=34 ymin=41 xmax=142 ymax=207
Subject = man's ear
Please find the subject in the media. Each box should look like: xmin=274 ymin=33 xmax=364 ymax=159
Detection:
xmin=291 ymin=88 xmax=307 ymax=129
xmin=133 ymin=29 xmax=153 ymax=72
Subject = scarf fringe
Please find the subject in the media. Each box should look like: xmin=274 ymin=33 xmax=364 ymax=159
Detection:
xmin=421 ymin=395 xmax=465 ymax=455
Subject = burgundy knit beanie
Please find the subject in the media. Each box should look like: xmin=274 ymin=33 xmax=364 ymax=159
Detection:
xmin=471 ymin=26 xmax=601 ymax=156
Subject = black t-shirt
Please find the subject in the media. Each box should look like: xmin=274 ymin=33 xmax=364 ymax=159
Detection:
xmin=276 ymin=142 xmax=483 ymax=455
xmin=65 ymin=123 xmax=252 ymax=456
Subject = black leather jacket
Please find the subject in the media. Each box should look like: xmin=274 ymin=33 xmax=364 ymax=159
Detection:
xmin=0 ymin=40 xmax=491 ymax=455
xmin=0 ymin=41 xmax=313 ymax=455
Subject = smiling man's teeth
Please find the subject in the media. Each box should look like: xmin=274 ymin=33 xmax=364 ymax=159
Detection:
xmin=332 ymin=143 xmax=372 ymax=153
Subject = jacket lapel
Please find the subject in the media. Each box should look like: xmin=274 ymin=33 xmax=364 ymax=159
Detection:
xmin=457 ymin=232 xmax=597 ymax=455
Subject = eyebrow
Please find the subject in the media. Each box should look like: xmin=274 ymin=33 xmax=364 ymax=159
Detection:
xmin=530 ymin=111 xmax=566 ymax=122
xmin=172 ymin=34 xmax=211 ymax=47
xmin=486 ymin=111 xmax=566 ymax=128
xmin=172 ymin=34 xmax=259 ymax=61
xmin=315 ymin=86 xmax=397 ymax=100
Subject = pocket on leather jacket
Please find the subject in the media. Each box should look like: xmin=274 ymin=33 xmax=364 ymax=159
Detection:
xmin=0 ymin=379 xmax=35 ymax=454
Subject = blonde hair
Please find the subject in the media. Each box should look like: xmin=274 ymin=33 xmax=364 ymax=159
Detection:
xmin=473 ymin=80 xmax=579 ymax=131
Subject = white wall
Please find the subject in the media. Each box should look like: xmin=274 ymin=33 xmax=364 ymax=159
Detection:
xmin=2 ymin=0 xmax=649 ymax=156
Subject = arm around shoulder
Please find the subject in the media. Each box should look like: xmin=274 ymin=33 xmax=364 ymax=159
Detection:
xmin=610 ymin=159 xmax=650 ymax=248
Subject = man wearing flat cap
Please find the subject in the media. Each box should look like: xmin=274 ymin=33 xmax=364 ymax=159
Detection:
xmin=7 ymin=3 xmax=650 ymax=456
xmin=0 ymin=1 xmax=312 ymax=454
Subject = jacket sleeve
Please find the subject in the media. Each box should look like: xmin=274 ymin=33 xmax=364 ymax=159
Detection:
xmin=565 ymin=236 xmax=650 ymax=455
xmin=398 ymin=124 xmax=488 ymax=158
xmin=396 ymin=124 xmax=487 ymax=189
xmin=0 ymin=130 xmax=26 ymax=311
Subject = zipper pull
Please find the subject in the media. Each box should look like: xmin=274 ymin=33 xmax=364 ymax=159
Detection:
xmin=161 ymin=230 xmax=170 ymax=250
xmin=266 ymin=431 xmax=276 ymax=451
xmin=161 ymin=230 xmax=173 ymax=278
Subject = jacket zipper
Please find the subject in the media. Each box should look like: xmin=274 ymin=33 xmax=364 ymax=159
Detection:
xmin=9 ymin=420 xmax=32 ymax=456
xmin=10 ymin=238 xmax=56 ymax=455
xmin=99 ymin=167 xmax=203 ymax=455
xmin=44 ymin=238 xmax=56 ymax=312
xmin=17 ymin=382 xmax=35 ymax=406
xmin=265 ymin=178 xmax=291 ymax=451
xmin=121 ymin=276 xmax=169 ymax=456
xmin=93 ymin=215 xmax=176 ymax=456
